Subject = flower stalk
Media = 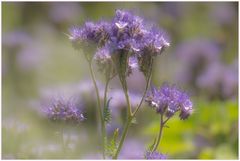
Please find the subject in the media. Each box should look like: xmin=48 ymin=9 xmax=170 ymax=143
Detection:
xmin=86 ymin=57 xmax=106 ymax=159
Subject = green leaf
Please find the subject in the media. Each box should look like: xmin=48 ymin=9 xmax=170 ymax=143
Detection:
xmin=103 ymin=98 xmax=112 ymax=123
xmin=106 ymin=128 xmax=119 ymax=157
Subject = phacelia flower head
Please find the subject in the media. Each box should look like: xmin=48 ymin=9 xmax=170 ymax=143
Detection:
xmin=145 ymin=151 xmax=167 ymax=160
xmin=69 ymin=20 xmax=111 ymax=49
xmin=140 ymin=27 xmax=170 ymax=56
xmin=145 ymin=83 xmax=193 ymax=120
xmin=44 ymin=97 xmax=85 ymax=124
xmin=94 ymin=44 xmax=112 ymax=73
xmin=69 ymin=9 xmax=170 ymax=77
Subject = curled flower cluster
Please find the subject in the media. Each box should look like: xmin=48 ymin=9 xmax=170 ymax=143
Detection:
xmin=145 ymin=83 xmax=193 ymax=120
xmin=145 ymin=151 xmax=167 ymax=160
xmin=44 ymin=98 xmax=85 ymax=124
xmin=69 ymin=9 xmax=170 ymax=76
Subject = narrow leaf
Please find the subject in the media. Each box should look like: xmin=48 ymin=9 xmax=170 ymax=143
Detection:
xmin=103 ymin=98 xmax=112 ymax=123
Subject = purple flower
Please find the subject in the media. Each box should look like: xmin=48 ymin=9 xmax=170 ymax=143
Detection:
xmin=209 ymin=2 xmax=237 ymax=26
xmin=69 ymin=20 xmax=111 ymax=49
xmin=69 ymin=9 xmax=170 ymax=56
xmin=127 ymin=55 xmax=139 ymax=75
xmin=69 ymin=9 xmax=170 ymax=76
xmin=94 ymin=45 xmax=112 ymax=73
xmin=196 ymin=60 xmax=238 ymax=100
xmin=43 ymin=97 xmax=85 ymax=124
xmin=49 ymin=3 xmax=83 ymax=24
xmin=109 ymin=89 xmax=141 ymax=111
xmin=145 ymin=151 xmax=167 ymax=159
xmin=140 ymin=27 xmax=170 ymax=56
xmin=119 ymin=139 xmax=145 ymax=159
xmin=3 ymin=30 xmax=31 ymax=48
xmin=175 ymin=39 xmax=221 ymax=88
xmin=145 ymin=83 xmax=193 ymax=120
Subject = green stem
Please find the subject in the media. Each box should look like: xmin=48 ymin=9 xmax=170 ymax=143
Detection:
xmin=153 ymin=114 xmax=164 ymax=151
xmin=133 ymin=58 xmax=153 ymax=117
xmin=123 ymin=85 xmax=132 ymax=116
xmin=102 ymin=77 xmax=111 ymax=158
xmin=132 ymin=73 xmax=152 ymax=117
xmin=112 ymin=79 xmax=132 ymax=159
xmin=113 ymin=58 xmax=154 ymax=159
xmin=87 ymin=60 xmax=105 ymax=159
xmin=112 ymin=115 xmax=133 ymax=159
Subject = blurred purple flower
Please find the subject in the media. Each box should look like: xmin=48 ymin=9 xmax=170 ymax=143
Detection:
xmin=43 ymin=97 xmax=85 ymax=124
xmin=109 ymin=89 xmax=141 ymax=110
xmin=145 ymin=83 xmax=193 ymax=120
xmin=16 ymin=42 xmax=45 ymax=71
xmin=49 ymin=3 xmax=83 ymax=24
xmin=145 ymin=151 xmax=167 ymax=159
xmin=3 ymin=31 xmax=46 ymax=73
xmin=94 ymin=44 xmax=112 ymax=73
xmin=175 ymin=39 xmax=221 ymax=87
xmin=119 ymin=139 xmax=145 ymax=159
xmin=196 ymin=60 xmax=238 ymax=99
xmin=209 ymin=2 xmax=237 ymax=26
xmin=3 ymin=31 xmax=31 ymax=48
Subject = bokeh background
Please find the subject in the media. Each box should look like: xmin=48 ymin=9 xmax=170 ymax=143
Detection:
xmin=2 ymin=2 xmax=238 ymax=159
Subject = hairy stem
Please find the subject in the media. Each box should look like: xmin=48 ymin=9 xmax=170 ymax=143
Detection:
xmin=112 ymin=79 xmax=132 ymax=159
xmin=87 ymin=59 xmax=106 ymax=159
xmin=113 ymin=58 xmax=154 ymax=159
xmin=123 ymin=84 xmax=132 ymax=116
xmin=102 ymin=77 xmax=111 ymax=158
xmin=153 ymin=114 xmax=164 ymax=151
xmin=112 ymin=115 xmax=133 ymax=159
xmin=132 ymin=74 xmax=152 ymax=117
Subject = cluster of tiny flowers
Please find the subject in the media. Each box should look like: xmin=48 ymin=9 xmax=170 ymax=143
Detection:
xmin=44 ymin=98 xmax=85 ymax=124
xmin=69 ymin=9 xmax=170 ymax=75
xmin=145 ymin=83 xmax=193 ymax=120
xmin=145 ymin=151 xmax=167 ymax=160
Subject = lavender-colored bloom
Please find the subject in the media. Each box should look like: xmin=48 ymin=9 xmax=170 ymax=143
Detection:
xmin=140 ymin=27 xmax=170 ymax=56
xmin=109 ymin=89 xmax=141 ymax=111
xmin=43 ymin=97 xmax=85 ymax=124
xmin=209 ymin=2 xmax=237 ymax=26
xmin=3 ymin=31 xmax=31 ymax=48
xmin=119 ymin=139 xmax=145 ymax=159
xmin=175 ymin=39 xmax=221 ymax=87
xmin=222 ymin=61 xmax=238 ymax=99
xmin=145 ymin=83 xmax=193 ymax=120
xmin=69 ymin=9 xmax=170 ymax=78
xmin=16 ymin=42 xmax=45 ymax=71
xmin=177 ymin=39 xmax=220 ymax=63
xmin=110 ymin=10 xmax=145 ymax=51
xmin=145 ymin=151 xmax=167 ymax=159
xmin=69 ymin=20 xmax=111 ymax=49
xmin=196 ymin=61 xmax=238 ymax=100
xmin=127 ymin=55 xmax=139 ymax=75
xmin=49 ymin=3 xmax=83 ymax=24
xmin=94 ymin=45 xmax=112 ymax=73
